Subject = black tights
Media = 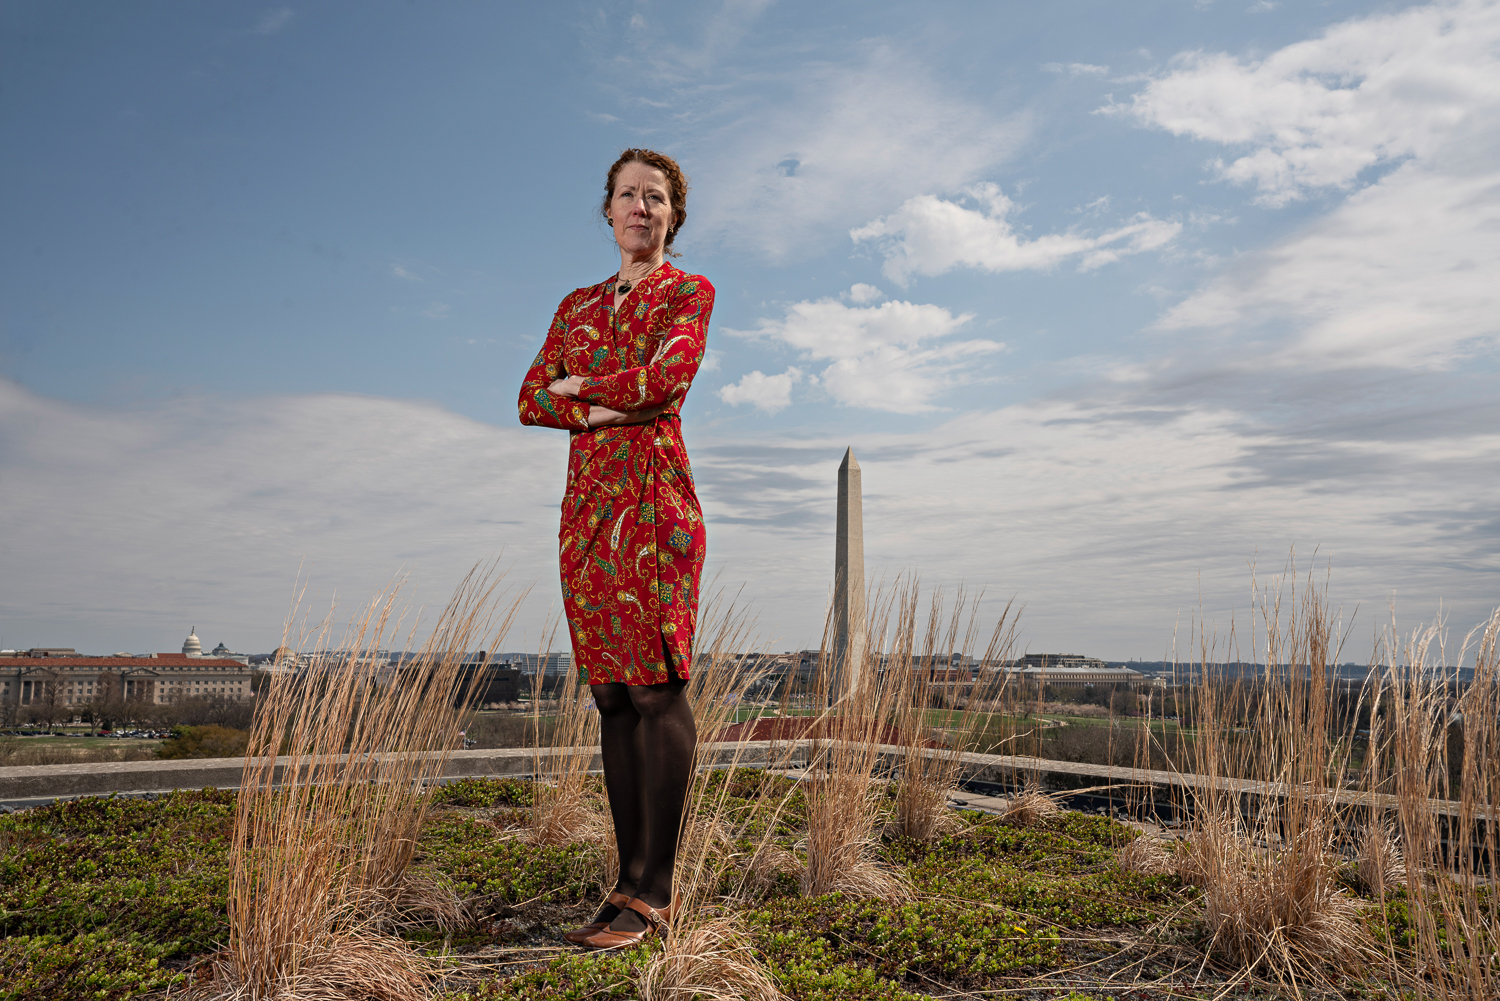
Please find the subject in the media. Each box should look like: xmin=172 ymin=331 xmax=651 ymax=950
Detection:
xmin=590 ymin=664 xmax=696 ymax=933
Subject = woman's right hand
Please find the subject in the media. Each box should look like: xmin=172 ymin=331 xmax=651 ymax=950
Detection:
xmin=586 ymin=403 xmax=669 ymax=428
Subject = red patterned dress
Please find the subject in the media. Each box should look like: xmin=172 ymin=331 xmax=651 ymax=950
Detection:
xmin=517 ymin=262 xmax=713 ymax=686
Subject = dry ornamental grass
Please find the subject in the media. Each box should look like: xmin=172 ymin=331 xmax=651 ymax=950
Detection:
xmin=1000 ymin=787 xmax=1063 ymax=827
xmin=637 ymin=913 xmax=782 ymax=1001
xmin=1155 ymin=556 xmax=1500 ymax=998
xmin=195 ymin=564 xmax=525 ymax=1001
xmin=885 ymin=582 xmax=1020 ymax=841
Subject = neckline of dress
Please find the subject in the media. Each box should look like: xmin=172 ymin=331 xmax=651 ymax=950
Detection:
xmin=610 ymin=261 xmax=670 ymax=294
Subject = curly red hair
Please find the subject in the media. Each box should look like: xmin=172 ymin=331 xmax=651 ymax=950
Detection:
xmin=602 ymin=149 xmax=689 ymax=256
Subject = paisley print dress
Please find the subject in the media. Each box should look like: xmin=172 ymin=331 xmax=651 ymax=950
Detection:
xmin=517 ymin=262 xmax=713 ymax=686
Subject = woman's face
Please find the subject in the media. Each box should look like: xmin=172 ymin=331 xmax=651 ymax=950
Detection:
xmin=610 ymin=162 xmax=673 ymax=257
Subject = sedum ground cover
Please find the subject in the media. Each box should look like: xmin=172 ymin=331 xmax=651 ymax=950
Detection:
xmin=0 ymin=777 xmax=1407 ymax=1001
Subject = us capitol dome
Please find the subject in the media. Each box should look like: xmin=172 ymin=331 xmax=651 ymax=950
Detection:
xmin=181 ymin=628 xmax=250 ymax=665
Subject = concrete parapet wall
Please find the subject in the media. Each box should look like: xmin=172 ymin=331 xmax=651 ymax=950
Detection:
xmin=0 ymin=748 xmax=566 ymax=808
xmin=0 ymin=742 xmax=1137 ymax=810
xmin=0 ymin=741 xmax=1441 ymax=820
xmin=0 ymin=742 xmax=799 ymax=809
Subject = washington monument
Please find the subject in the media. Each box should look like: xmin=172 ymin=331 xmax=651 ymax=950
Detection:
xmin=832 ymin=447 xmax=867 ymax=698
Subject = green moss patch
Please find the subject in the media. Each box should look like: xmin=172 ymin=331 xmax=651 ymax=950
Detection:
xmin=0 ymin=790 xmax=233 ymax=957
xmin=750 ymin=892 xmax=1064 ymax=982
xmin=420 ymin=814 xmax=604 ymax=906
xmin=0 ymin=775 xmax=1417 ymax=1000
xmin=0 ymin=931 xmax=185 ymax=1001
xmin=431 ymin=776 xmax=535 ymax=809
xmin=438 ymin=950 xmax=640 ymax=1000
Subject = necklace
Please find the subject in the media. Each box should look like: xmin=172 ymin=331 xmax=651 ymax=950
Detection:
xmin=617 ymin=264 xmax=659 ymax=295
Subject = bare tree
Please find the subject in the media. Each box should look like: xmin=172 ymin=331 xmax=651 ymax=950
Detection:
xmin=93 ymin=671 xmax=127 ymax=731
xmin=26 ymin=673 xmax=66 ymax=729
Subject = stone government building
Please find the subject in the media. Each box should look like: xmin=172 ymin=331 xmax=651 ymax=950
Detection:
xmin=1008 ymin=653 xmax=1144 ymax=686
xmin=723 ymin=649 xmax=1143 ymax=700
xmin=1 ymin=628 xmax=253 ymax=712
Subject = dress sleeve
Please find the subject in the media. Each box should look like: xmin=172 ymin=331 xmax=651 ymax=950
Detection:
xmin=576 ymin=276 xmax=714 ymax=412
xmin=518 ymin=295 xmax=592 ymax=431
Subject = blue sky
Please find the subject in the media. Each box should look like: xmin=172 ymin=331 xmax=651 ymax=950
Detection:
xmin=3 ymin=0 xmax=1498 ymax=662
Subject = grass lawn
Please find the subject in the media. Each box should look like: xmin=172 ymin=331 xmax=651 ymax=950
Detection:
xmin=0 ymin=734 xmax=163 ymax=765
xmin=0 ymin=736 xmax=159 ymax=751
xmin=0 ymin=777 xmax=1425 ymax=1001
xmin=720 ymin=706 xmax=1187 ymax=734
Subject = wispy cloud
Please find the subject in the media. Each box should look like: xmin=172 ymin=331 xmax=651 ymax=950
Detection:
xmin=0 ymin=379 xmax=565 ymax=653
xmin=590 ymin=10 xmax=1032 ymax=261
xmin=613 ymin=0 xmax=778 ymax=79
xmin=692 ymin=377 xmax=1500 ymax=658
xmin=1109 ymin=0 xmax=1500 ymax=205
xmin=6 ymin=364 xmax=1498 ymax=659
xmin=678 ymin=44 xmax=1029 ymax=260
xmin=1127 ymin=0 xmax=1500 ymax=371
xmin=1159 ymin=162 xmax=1500 ymax=369
xmin=852 ymin=183 xmax=1180 ymax=285
xmin=253 ymin=7 xmax=294 ymax=35
xmin=1043 ymin=62 xmax=1109 ymax=76
xmin=723 ymin=291 xmax=995 ymax=413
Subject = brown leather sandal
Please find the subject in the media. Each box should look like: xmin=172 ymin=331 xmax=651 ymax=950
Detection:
xmin=562 ymin=891 xmax=632 ymax=945
xmin=580 ymin=894 xmax=681 ymax=950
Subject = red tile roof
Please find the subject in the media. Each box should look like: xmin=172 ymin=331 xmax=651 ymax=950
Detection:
xmin=0 ymin=656 xmax=245 ymax=669
xmin=713 ymin=715 xmax=936 ymax=747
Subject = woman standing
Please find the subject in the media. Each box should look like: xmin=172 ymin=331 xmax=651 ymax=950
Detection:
xmin=517 ymin=149 xmax=712 ymax=949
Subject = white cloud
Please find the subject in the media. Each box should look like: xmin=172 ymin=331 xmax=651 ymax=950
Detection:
xmin=618 ymin=0 xmax=777 ymax=78
xmin=691 ymin=391 xmax=1500 ymax=660
xmin=1112 ymin=0 xmax=1500 ymax=205
xmin=725 ymin=298 xmax=997 ymax=413
xmin=0 ymin=380 xmax=566 ymax=654
xmin=390 ymin=263 xmax=423 ymax=282
xmin=851 ymin=183 xmax=1181 ymax=284
xmin=1160 ymin=161 xmax=1500 ymax=368
xmin=845 ymin=283 xmax=885 ymax=305
xmin=253 ymin=7 xmax=294 ymax=35
xmin=686 ymin=45 xmax=1029 ymax=259
xmin=422 ymin=302 xmax=451 ymax=319
xmin=718 ymin=367 xmax=803 ymax=413
xmin=1125 ymin=0 xmax=1500 ymax=370
xmin=1043 ymin=62 xmax=1110 ymax=76
xmin=6 ymin=376 xmax=1499 ymax=663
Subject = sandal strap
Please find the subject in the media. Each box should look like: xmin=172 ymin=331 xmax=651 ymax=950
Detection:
xmin=605 ymin=891 xmax=631 ymax=907
xmin=624 ymin=896 xmax=673 ymax=932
